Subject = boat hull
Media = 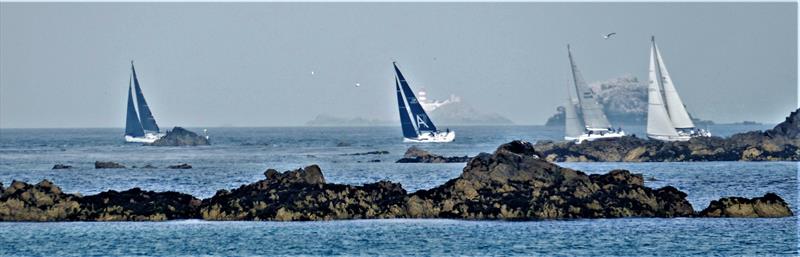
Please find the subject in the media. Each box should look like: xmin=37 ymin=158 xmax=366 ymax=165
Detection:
xmin=648 ymin=129 xmax=711 ymax=142
xmin=567 ymin=130 xmax=626 ymax=144
xmin=404 ymin=131 xmax=455 ymax=143
xmin=125 ymin=133 xmax=165 ymax=143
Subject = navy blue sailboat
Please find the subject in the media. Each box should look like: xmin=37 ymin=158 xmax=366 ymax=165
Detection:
xmin=124 ymin=61 xmax=164 ymax=143
xmin=393 ymin=62 xmax=454 ymax=142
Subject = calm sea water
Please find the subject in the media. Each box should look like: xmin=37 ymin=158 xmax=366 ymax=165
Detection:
xmin=1 ymin=125 xmax=797 ymax=256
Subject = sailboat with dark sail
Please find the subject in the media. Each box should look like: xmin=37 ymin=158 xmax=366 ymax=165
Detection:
xmin=394 ymin=62 xmax=455 ymax=143
xmin=646 ymin=36 xmax=711 ymax=141
xmin=564 ymin=45 xmax=625 ymax=143
xmin=125 ymin=61 xmax=164 ymax=143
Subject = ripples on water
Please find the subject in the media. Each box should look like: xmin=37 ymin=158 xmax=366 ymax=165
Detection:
xmin=0 ymin=125 xmax=797 ymax=256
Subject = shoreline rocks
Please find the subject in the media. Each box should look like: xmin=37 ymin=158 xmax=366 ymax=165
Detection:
xmin=396 ymin=146 xmax=470 ymax=163
xmin=145 ymin=127 xmax=210 ymax=147
xmin=534 ymin=108 xmax=800 ymax=162
xmin=95 ymin=161 xmax=126 ymax=169
xmin=52 ymin=164 xmax=72 ymax=169
xmin=1 ymin=141 xmax=792 ymax=222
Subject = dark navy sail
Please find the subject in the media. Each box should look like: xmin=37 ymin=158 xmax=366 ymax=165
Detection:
xmin=396 ymin=78 xmax=418 ymax=138
xmin=393 ymin=63 xmax=438 ymax=133
xmin=131 ymin=62 xmax=159 ymax=132
xmin=125 ymin=82 xmax=145 ymax=137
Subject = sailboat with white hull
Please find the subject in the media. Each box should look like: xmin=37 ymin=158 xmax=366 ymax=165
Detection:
xmin=394 ymin=62 xmax=455 ymax=143
xmin=124 ymin=61 xmax=165 ymax=143
xmin=646 ymin=36 xmax=710 ymax=142
xmin=564 ymin=45 xmax=625 ymax=143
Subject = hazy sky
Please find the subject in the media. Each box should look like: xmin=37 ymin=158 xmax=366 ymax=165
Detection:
xmin=1 ymin=3 xmax=796 ymax=128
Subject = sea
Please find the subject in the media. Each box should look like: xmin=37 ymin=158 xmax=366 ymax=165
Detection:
xmin=0 ymin=124 xmax=797 ymax=256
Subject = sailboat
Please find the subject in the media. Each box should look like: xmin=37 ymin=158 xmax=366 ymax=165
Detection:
xmin=393 ymin=62 xmax=455 ymax=143
xmin=646 ymin=36 xmax=711 ymax=141
xmin=124 ymin=61 xmax=165 ymax=143
xmin=564 ymin=45 xmax=625 ymax=143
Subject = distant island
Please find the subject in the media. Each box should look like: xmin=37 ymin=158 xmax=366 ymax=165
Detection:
xmin=544 ymin=75 xmax=714 ymax=127
xmin=307 ymin=92 xmax=513 ymax=126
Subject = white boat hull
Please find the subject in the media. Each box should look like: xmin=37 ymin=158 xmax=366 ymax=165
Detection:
xmin=566 ymin=130 xmax=626 ymax=144
xmin=649 ymin=129 xmax=711 ymax=142
xmin=125 ymin=133 xmax=165 ymax=143
xmin=404 ymin=131 xmax=455 ymax=143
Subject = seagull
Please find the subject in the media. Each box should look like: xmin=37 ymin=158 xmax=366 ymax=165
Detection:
xmin=355 ymin=82 xmax=360 ymax=87
xmin=310 ymin=71 xmax=315 ymax=75
xmin=603 ymin=32 xmax=617 ymax=39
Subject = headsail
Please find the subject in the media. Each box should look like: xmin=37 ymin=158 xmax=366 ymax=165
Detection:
xmin=647 ymin=42 xmax=680 ymax=138
xmin=653 ymin=38 xmax=695 ymax=129
xmin=567 ymin=45 xmax=612 ymax=130
xmin=396 ymin=77 xmax=418 ymax=138
xmin=125 ymin=80 xmax=145 ymax=138
xmin=564 ymin=80 xmax=585 ymax=138
xmin=393 ymin=62 xmax=438 ymax=133
xmin=131 ymin=62 xmax=160 ymax=133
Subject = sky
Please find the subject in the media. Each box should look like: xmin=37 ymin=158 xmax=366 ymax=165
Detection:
xmin=0 ymin=2 xmax=797 ymax=128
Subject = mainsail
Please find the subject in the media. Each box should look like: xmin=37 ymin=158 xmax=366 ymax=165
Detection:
xmin=647 ymin=43 xmax=680 ymax=138
xmin=131 ymin=62 xmax=160 ymax=133
xmin=653 ymin=38 xmax=695 ymax=129
xmin=396 ymin=78 xmax=418 ymax=138
xmin=393 ymin=62 xmax=438 ymax=133
xmin=567 ymin=45 xmax=612 ymax=130
xmin=564 ymin=81 xmax=585 ymax=138
xmin=125 ymin=81 xmax=145 ymax=138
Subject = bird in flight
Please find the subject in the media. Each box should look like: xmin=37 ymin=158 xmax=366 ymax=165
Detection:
xmin=603 ymin=32 xmax=617 ymax=39
xmin=355 ymin=82 xmax=360 ymax=87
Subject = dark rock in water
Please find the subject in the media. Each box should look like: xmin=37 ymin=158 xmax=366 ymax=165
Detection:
xmin=145 ymin=127 xmax=210 ymax=146
xmin=79 ymin=188 xmax=201 ymax=221
xmin=141 ymin=164 xmax=157 ymax=169
xmin=95 ymin=161 xmax=126 ymax=169
xmin=368 ymin=159 xmax=381 ymax=163
xmin=336 ymin=141 xmax=352 ymax=147
xmin=200 ymin=165 xmax=407 ymax=220
xmin=405 ymin=141 xmax=694 ymax=219
xmin=534 ymin=109 xmax=800 ymax=162
xmin=52 ymin=164 xmax=73 ymax=169
xmin=167 ymin=163 xmax=192 ymax=169
xmin=396 ymin=146 xmax=471 ymax=163
xmin=699 ymin=193 xmax=793 ymax=218
xmin=343 ymin=151 xmax=389 ymax=156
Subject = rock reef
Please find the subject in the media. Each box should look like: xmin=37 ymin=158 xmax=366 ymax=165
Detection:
xmin=396 ymin=146 xmax=470 ymax=163
xmin=145 ymin=127 xmax=210 ymax=146
xmin=535 ymin=109 xmax=800 ymax=162
xmin=1 ymin=141 xmax=792 ymax=221
xmin=95 ymin=161 xmax=126 ymax=169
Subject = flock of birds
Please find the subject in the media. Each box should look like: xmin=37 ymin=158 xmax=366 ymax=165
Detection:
xmin=309 ymin=32 xmax=617 ymax=88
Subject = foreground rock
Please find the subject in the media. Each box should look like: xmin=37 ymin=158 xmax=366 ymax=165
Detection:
xmin=699 ymin=193 xmax=793 ymax=218
xmin=534 ymin=108 xmax=800 ymax=162
xmin=145 ymin=127 xmax=209 ymax=146
xmin=1 ymin=142 xmax=792 ymax=221
xmin=95 ymin=161 xmax=125 ymax=169
xmin=396 ymin=146 xmax=470 ymax=163
xmin=52 ymin=164 xmax=72 ymax=169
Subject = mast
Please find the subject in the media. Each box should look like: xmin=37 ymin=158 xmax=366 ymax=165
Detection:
xmin=393 ymin=62 xmax=438 ymax=133
xmin=647 ymin=36 xmax=680 ymax=138
xmin=567 ymin=44 xmax=612 ymax=130
xmin=131 ymin=61 xmax=160 ymax=133
xmin=125 ymin=77 xmax=145 ymax=137
xmin=396 ymin=76 xmax=418 ymax=138
xmin=653 ymin=38 xmax=695 ymax=129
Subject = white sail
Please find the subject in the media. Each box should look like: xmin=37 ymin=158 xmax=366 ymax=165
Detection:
xmin=654 ymin=41 xmax=695 ymax=129
xmin=567 ymin=45 xmax=612 ymax=130
xmin=564 ymin=86 xmax=585 ymax=138
xmin=647 ymin=43 xmax=680 ymax=138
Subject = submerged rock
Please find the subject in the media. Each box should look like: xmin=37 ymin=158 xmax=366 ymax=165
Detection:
xmin=52 ymin=164 xmax=73 ymax=169
xmin=167 ymin=163 xmax=192 ymax=169
xmin=146 ymin=127 xmax=210 ymax=146
xmin=396 ymin=146 xmax=470 ymax=163
xmin=343 ymin=151 xmax=389 ymax=156
xmin=699 ymin=193 xmax=793 ymax=218
xmin=95 ymin=161 xmax=126 ymax=169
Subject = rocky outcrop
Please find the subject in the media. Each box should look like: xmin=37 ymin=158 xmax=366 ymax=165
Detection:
xmin=52 ymin=164 xmax=72 ymax=169
xmin=167 ymin=163 xmax=192 ymax=169
xmin=535 ymin=109 xmax=800 ymax=162
xmin=699 ymin=193 xmax=793 ymax=218
xmin=95 ymin=161 xmax=126 ymax=169
xmin=1 ymin=142 xmax=792 ymax=221
xmin=145 ymin=127 xmax=209 ymax=146
xmin=200 ymin=165 xmax=407 ymax=221
xmin=396 ymin=146 xmax=470 ymax=163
